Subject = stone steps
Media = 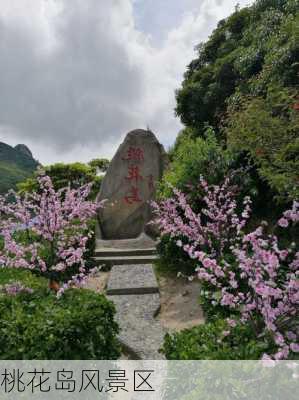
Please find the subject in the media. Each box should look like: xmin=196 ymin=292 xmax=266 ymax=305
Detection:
xmin=107 ymin=264 xmax=159 ymax=295
xmin=94 ymin=247 xmax=157 ymax=257
xmin=94 ymin=238 xmax=164 ymax=359
xmin=105 ymin=262 xmax=165 ymax=359
xmin=93 ymin=254 xmax=158 ymax=267
xmin=108 ymin=293 xmax=164 ymax=360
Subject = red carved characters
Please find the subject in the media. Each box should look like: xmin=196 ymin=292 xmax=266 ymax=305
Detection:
xmin=123 ymin=147 xmax=144 ymax=205
xmin=125 ymin=165 xmax=143 ymax=183
xmin=124 ymin=186 xmax=142 ymax=204
xmin=122 ymin=147 xmax=144 ymax=162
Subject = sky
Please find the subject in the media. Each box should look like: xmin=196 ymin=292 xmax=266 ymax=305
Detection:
xmin=0 ymin=0 xmax=252 ymax=165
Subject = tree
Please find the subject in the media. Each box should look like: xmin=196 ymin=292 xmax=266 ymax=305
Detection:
xmin=0 ymin=174 xmax=103 ymax=295
xmin=175 ymin=0 xmax=297 ymax=137
xmin=88 ymin=158 xmax=110 ymax=173
xmin=18 ymin=161 xmax=106 ymax=199
xmin=152 ymin=176 xmax=299 ymax=360
xmin=226 ymin=85 xmax=299 ymax=201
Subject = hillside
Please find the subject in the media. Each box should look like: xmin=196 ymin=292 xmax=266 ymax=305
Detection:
xmin=0 ymin=142 xmax=39 ymax=194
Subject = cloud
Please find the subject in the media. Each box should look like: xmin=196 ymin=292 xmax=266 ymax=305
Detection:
xmin=0 ymin=0 xmax=252 ymax=164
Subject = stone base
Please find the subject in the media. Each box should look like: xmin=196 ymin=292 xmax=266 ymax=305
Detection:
xmin=96 ymin=232 xmax=157 ymax=250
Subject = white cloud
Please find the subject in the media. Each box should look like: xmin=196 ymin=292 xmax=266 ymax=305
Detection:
xmin=0 ymin=0 xmax=253 ymax=164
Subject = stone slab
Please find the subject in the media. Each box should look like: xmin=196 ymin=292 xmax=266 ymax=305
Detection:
xmin=108 ymin=294 xmax=165 ymax=359
xmin=96 ymin=232 xmax=157 ymax=250
xmin=97 ymin=129 xmax=168 ymax=239
xmin=93 ymin=255 xmax=158 ymax=267
xmin=107 ymin=264 xmax=159 ymax=295
xmin=95 ymin=248 xmax=156 ymax=257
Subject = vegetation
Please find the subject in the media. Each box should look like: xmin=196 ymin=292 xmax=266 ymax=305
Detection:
xmin=0 ymin=170 xmax=121 ymax=360
xmin=157 ymin=0 xmax=298 ymax=360
xmin=18 ymin=158 xmax=109 ymax=199
xmin=175 ymin=0 xmax=298 ymax=202
xmin=0 ymin=174 xmax=103 ymax=292
xmin=226 ymin=86 xmax=299 ymax=200
xmin=154 ymin=176 xmax=298 ymax=360
xmin=0 ymin=268 xmax=120 ymax=359
xmin=162 ymin=319 xmax=271 ymax=360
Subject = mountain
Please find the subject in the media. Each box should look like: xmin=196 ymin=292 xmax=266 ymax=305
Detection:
xmin=0 ymin=142 xmax=39 ymax=194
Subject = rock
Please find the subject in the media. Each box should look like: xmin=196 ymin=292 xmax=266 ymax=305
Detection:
xmin=97 ymin=129 xmax=168 ymax=239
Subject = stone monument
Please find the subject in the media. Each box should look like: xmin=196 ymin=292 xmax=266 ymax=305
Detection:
xmin=97 ymin=129 xmax=168 ymax=239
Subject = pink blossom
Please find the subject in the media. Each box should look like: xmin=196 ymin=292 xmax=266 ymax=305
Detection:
xmin=290 ymin=343 xmax=299 ymax=353
xmin=227 ymin=318 xmax=237 ymax=328
xmin=0 ymin=173 xmax=103 ymax=296
xmin=278 ymin=218 xmax=289 ymax=228
xmin=1 ymin=282 xmax=33 ymax=296
xmin=152 ymin=174 xmax=299 ymax=360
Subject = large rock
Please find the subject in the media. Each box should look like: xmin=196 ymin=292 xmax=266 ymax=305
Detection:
xmin=97 ymin=129 xmax=168 ymax=239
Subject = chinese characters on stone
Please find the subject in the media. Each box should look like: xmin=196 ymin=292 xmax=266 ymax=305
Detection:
xmin=122 ymin=147 xmax=155 ymax=205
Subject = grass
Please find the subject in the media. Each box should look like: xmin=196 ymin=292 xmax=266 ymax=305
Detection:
xmin=0 ymin=267 xmax=48 ymax=290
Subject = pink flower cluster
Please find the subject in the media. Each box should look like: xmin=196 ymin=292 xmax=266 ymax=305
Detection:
xmin=1 ymin=282 xmax=33 ymax=296
xmin=152 ymin=176 xmax=251 ymax=260
xmin=152 ymin=177 xmax=299 ymax=360
xmin=0 ymin=174 xmax=103 ymax=294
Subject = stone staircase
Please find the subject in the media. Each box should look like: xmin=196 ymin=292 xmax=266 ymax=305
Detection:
xmin=93 ymin=247 xmax=158 ymax=267
xmin=94 ymin=236 xmax=165 ymax=359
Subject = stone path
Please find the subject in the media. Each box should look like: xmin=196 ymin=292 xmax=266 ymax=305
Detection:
xmin=94 ymin=235 xmax=165 ymax=359
xmin=107 ymin=264 xmax=159 ymax=295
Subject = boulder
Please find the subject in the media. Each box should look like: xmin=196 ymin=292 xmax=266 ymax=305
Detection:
xmin=97 ymin=129 xmax=168 ymax=239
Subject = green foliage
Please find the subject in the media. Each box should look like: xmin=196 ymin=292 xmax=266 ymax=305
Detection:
xmin=0 ymin=268 xmax=48 ymax=290
xmin=162 ymin=319 xmax=272 ymax=360
xmin=226 ymin=85 xmax=299 ymax=200
xmin=158 ymin=128 xmax=235 ymax=200
xmin=88 ymin=158 xmax=110 ymax=172
xmin=85 ymin=218 xmax=97 ymax=268
xmin=156 ymin=235 xmax=198 ymax=276
xmin=18 ymin=161 xmax=106 ymax=199
xmin=0 ymin=142 xmax=38 ymax=194
xmin=157 ymin=128 xmax=264 ymax=275
xmin=176 ymin=0 xmax=298 ymax=135
xmin=199 ymin=283 xmax=232 ymax=323
xmin=0 ymin=268 xmax=120 ymax=360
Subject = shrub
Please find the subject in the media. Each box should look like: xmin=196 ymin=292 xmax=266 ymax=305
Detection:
xmin=175 ymin=0 xmax=297 ymax=134
xmin=0 ymin=270 xmax=120 ymax=359
xmin=0 ymin=174 xmax=103 ymax=294
xmin=0 ymin=267 xmax=48 ymax=290
xmin=162 ymin=319 xmax=271 ymax=360
xmin=226 ymin=86 xmax=299 ymax=201
xmin=18 ymin=160 xmax=109 ymax=199
xmin=153 ymin=176 xmax=299 ymax=359
xmin=158 ymin=128 xmax=235 ymax=202
xmin=156 ymin=235 xmax=198 ymax=276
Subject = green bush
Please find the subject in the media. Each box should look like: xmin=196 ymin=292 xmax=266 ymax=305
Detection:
xmin=175 ymin=0 xmax=298 ymax=135
xmin=162 ymin=319 xmax=272 ymax=360
xmin=0 ymin=269 xmax=120 ymax=360
xmin=158 ymin=128 xmax=236 ymax=203
xmin=156 ymin=235 xmax=198 ymax=276
xmin=226 ymin=85 xmax=299 ymax=201
xmin=18 ymin=161 xmax=107 ymax=199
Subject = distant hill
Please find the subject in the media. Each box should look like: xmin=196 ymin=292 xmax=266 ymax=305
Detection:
xmin=0 ymin=142 xmax=39 ymax=194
